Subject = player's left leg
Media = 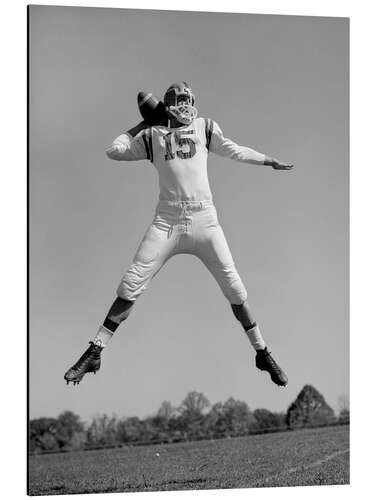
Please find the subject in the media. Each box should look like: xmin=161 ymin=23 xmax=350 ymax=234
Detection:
xmin=231 ymin=300 xmax=287 ymax=386
xmin=194 ymin=209 xmax=287 ymax=386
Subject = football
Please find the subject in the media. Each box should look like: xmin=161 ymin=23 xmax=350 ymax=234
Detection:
xmin=137 ymin=91 xmax=168 ymax=126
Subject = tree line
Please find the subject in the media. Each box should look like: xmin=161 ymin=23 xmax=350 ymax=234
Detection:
xmin=29 ymin=385 xmax=349 ymax=454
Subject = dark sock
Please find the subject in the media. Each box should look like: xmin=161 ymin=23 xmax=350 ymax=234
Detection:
xmin=231 ymin=302 xmax=257 ymax=331
xmin=243 ymin=322 xmax=257 ymax=332
xmin=103 ymin=317 xmax=120 ymax=333
xmin=102 ymin=297 xmax=135 ymax=333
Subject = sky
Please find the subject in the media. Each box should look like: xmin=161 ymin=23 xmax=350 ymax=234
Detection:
xmin=29 ymin=5 xmax=349 ymax=422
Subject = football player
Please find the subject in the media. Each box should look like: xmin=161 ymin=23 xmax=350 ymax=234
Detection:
xmin=64 ymin=82 xmax=293 ymax=387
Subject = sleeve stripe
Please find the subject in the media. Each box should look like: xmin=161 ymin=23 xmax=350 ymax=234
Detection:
xmin=204 ymin=118 xmax=209 ymax=150
xmin=148 ymin=130 xmax=154 ymax=163
xmin=205 ymin=118 xmax=213 ymax=151
xmin=142 ymin=133 xmax=151 ymax=160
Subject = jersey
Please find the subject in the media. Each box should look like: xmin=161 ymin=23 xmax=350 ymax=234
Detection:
xmin=106 ymin=117 xmax=266 ymax=202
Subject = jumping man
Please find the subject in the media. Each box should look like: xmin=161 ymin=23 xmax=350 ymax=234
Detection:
xmin=64 ymin=82 xmax=293 ymax=387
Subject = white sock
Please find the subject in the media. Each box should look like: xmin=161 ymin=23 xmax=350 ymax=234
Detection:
xmin=92 ymin=325 xmax=113 ymax=348
xmin=245 ymin=324 xmax=266 ymax=351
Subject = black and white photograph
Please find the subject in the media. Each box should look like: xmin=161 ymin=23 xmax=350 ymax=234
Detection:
xmin=27 ymin=3 xmax=349 ymax=496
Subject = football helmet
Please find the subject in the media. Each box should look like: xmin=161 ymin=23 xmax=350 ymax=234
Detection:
xmin=163 ymin=81 xmax=198 ymax=125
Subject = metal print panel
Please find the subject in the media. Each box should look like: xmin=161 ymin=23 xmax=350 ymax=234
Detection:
xmin=28 ymin=5 xmax=349 ymax=495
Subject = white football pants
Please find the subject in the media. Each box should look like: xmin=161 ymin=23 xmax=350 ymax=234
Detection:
xmin=117 ymin=200 xmax=248 ymax=305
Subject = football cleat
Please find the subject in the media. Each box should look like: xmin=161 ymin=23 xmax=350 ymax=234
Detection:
xmin=255 ymin=347 xmax=288 ymax=387
xmin=163 ymin=81 xmax=198 ymax=125
xmin=64 ymin=342 xmax=103 ymax=385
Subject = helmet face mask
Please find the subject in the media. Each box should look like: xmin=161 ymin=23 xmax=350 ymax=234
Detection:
xmin=164 ymin=82 xmax=198 ymax=125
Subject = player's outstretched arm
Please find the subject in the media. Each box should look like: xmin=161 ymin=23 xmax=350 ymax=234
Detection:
xmin=264 ymin=156 xmax=294 ymax=170
xmin=208 ymin=120 xmax=293 ymax=169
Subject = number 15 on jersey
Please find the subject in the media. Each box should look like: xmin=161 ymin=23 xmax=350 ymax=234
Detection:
xmin=162 ymin=130 xmax=197 ymax=161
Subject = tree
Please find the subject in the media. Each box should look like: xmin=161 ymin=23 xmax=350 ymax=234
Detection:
xmin=166 ymin=414 xmax=188 ymax=442
xmin=86 ymin=414 xmax=118 ymax=447
xmin=29 ymin=417 xmax=59 ymax=453
xmin=286 ymin=385 xmax=335 ymax=429
xmin=221 ymin=398 xmax=256 ymax=436
xmin=178 ymin=391 xmax=211 ymax=441
xmin=337 ymin=394 xmax=350 ymax=424
xmin=338 ymin=408 xmax=350 ymax=424
xmin=116 ymin=416 xmax=143 ymax=444
xmin=29 ymin=412 xmax=86 ymax=453
xmin=54 ymin=411 xmax=85 ymax=450
xmin=205 ymin=402 xmax=226 ymax=438
xmin=253 ymin=409 xmax=286 ymax=430
xmin=157 ymin=400 xmax=176 ymax=420
xmin=205 ymin=399 xmax=258 ymax=438
xmin=146 ymin=401 xmax=178 ymax=443
xmin=271 ymin=412 xmax=287 ymax=429
xmin=179 ymin=391 xmax=210 ymax=418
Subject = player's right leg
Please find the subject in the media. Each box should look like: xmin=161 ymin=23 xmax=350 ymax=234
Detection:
xmin=64 ymin=216 xmax=177 ymax=385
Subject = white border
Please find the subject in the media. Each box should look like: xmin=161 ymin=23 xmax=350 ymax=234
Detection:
xmin=1 ymin=0 xmax=374 ymax=499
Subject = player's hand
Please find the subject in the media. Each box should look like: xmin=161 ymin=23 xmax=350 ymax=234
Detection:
xmin=264 ymin=156 xmax=294 ymax=170
xmin=272 ymin=160 xmax=293 ymax=170
xmin=126 ymin=121 xmax=149 ymax=138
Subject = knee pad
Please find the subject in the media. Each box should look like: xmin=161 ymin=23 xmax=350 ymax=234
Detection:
xmin=116 ymin=260 xmax=154 ymax=301
xmin=220 ymin=266 xmax=247 ymax=305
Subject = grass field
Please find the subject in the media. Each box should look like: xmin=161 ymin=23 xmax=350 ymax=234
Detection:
xmin=28 ymin=424 xmax=349 ymax=495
